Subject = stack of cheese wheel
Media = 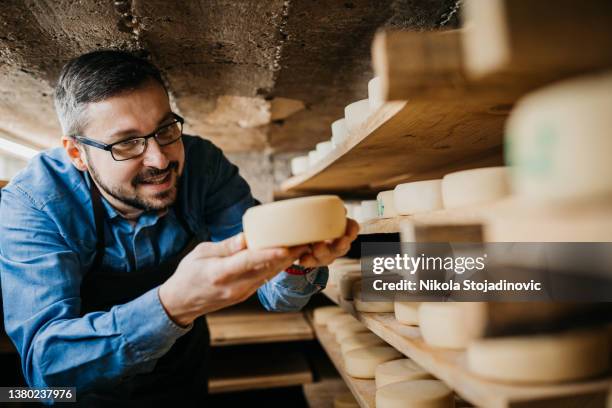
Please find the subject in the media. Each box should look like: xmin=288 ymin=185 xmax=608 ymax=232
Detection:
xmin=343 ymin=345 xmax=402 ymax=378
xmin=335 ymin=319 xmax=369 ymax=342
xmin=467 ymin=328 xmax=610 ymax=383
xmin=377 ymin=190 xmax=398 ymax=218
xmin=328 ymin=258 xmax=360 ymax=287
xmin=327 ymin=314 xmax=360 ymax=334
xmin=368 ymin=76 xmax=385 ymax=112
xmin=360 ymin=200 xmax=378 ymax=222
xmin=376 ymin=380 xmax=454 ymax=408
xmin=394 ymin=302 xmax=421 ymax=326
xmin=418 ymin=302 xmax=482 ymax=349
xmin=334 ymin=392 xmax=359 ymax=408
xmin=316 ymin=141 xmax=333 ymax=158
xmin=394 ymin=179 xmax=444 ymax=215
xmin=243 ymin=195 xmax=346 ymax=249
xmin=313 ymin=306 xmax=345 ymax=326
xmin=308 ymin=149 xmax=321 ymax=166
xmin=345 ymin=99 xmax=371 ymax=134
xmin=290 ymin=155 xmax=309 ymax=176
xmin=340 ymin=332 xmax=386 ymax=354
xmin=339 ymin=272 xmax=361 ymax=300
xmin=353 ymin=280 xmax=394 ymax=313
xmin=441 ymin=167 xmax=510 ymax=209
xmin=331 ymin=118 xmax=349 ymax=148
xmin=505 ymin=71 xmax=612 ymax=203
xmin=375 ymin=358 xmax=433 ymax=388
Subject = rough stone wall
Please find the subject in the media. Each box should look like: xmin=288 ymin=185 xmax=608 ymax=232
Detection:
xmin=0 ymin=0 xmax=457 ymax=193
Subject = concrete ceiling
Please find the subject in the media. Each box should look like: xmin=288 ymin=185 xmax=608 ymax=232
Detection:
xmin=0 ymin=0 xmax=456 ymax=153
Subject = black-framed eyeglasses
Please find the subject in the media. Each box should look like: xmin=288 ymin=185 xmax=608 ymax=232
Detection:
xmin=73 ymin=113 xmax=185 ymax=161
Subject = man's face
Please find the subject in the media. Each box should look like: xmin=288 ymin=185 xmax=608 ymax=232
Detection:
xmin=79 ymin=81 xmax=185 ymax=212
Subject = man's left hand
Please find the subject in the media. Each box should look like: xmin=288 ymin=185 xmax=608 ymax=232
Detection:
xmin=295 ymin=218 xmax=360 ymax=268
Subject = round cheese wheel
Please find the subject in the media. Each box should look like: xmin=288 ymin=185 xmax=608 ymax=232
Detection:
xmin=506 ymin=71 xmax=612 ymax=203
xmin=375 ymin=380 xmax=454 ymax=408
xmin=336 ymin=321 xmax=369 ymax=342
xmin=331 ymin=118 xmax=349 ymax=147
xmin=328 ymin=314 xmax=359 ymax=332
xmin=243 ymin=196 xmax=346 ymax=249
xmin=313 ymin=306 xmax=345 ymax=325
xmin=343 ymin=346 xmax=402 ymax=379
xmin=290 ymin=155 xmax=309 ymax=176
xmin=375 ymin=359 xmax=433 ymax=388
xmin=328 ymin=260 xmax=360 ymax=287
xmin=354 ymin=281 xmax=394 ymax=313
xmin=418 ymin=302 xmax=480 ymax=350
xmin=441 ymin=167 xmax=509 ymax=209
xmin=340 ymin=272 xmax=361 ymax=300
xmin=308 ymin=149 xmax=321 ymax=166
xmin=368 ymin=76 xmax=385 ymax=112
xmin=334 ymin=392 xmax=359 ymax=408
xmin=360 ymin=200 xmax=378 ymax=222
xmin=316 ymin=141 xmax=333 ymax=157
xmin=377 ymin=190 xmax=399 ymax=218
xmin=394 ymin=180 xmax=444 ymax=215
xmin=340 ymin=332 xmax=386 ymax=354
xmin=467 ymin=329 xmax=610 ymax=383
xmin=394 ymin=302 xmax=421 ymax=326
xmin=345 ymin=99 xmax=371 ymax=134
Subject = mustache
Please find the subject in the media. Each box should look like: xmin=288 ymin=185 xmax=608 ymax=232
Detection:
xmin=133 ymin=161 xmax=179 ymax=185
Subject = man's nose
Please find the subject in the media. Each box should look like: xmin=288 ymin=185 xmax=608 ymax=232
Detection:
xmin=142 ymin=138 xmax=170 ymax=169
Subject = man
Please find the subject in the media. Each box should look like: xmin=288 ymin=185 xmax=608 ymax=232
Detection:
xmin=0 ymin=50 xmax=359 ymax=405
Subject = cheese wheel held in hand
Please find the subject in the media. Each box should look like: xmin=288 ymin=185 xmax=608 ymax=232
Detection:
xmin=243 ymin=195 xmax=346 ymax=249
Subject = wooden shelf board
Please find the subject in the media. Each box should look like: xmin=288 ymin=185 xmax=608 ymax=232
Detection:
xmin=313 ymin=320 xmax=376 ymax=408
xmin=208 ymin=348 xmax=312 ymax=394
xmin=302 ymin=378 xmax=351 ymax=408
xmin=208 ymin=306 xmax=313 ymax=346
xmin=281 ymin=101 xmax=504 ymax=194
xmin=358 ymin=203 xmax=491 ymax=236
xmin=322 ymin=285 xmax=612 ymax=408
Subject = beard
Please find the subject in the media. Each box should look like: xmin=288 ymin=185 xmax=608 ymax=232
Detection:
xmin=87 ymin=156 xmax=180 ymax=212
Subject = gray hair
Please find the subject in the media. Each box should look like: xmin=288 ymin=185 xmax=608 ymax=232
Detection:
xmin=54 ymin=50 xmax=166 ymax=137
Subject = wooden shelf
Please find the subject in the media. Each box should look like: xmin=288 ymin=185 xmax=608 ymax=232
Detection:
xmin=357 ymin=198 xmax=612 ymax=242
xmin=208 ymin=303 xmax=313 ymax=346
xmin=322 ymin=285 xmax=612 ymax=408
xmin=461 ymin=0 xmax=612 ymax=86
xmin=281 ymin=99 xmax=504 ymax=193
xmin=208 ymin=346 xmax=313 ymax=394
xmin=302 ymin=378 xmax=351 ymax=408
xmin=313 ymin=319 xmax=376 ymax=408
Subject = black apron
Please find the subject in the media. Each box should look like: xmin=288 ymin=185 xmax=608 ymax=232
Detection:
xmin=77 ymin=177 xmax=210 ymax=407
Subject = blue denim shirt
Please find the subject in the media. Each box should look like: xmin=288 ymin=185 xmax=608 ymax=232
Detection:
xmin=0 ymin=135 xmax=327 ymax=391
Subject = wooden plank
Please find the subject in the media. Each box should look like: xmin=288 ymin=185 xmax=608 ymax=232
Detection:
xmin=313 ymin=320 xmax=376 ymax=408
xmin=281 ymin=99 xmax=504 ymax=193
xmin=208 ymin=348 xmax=313 ymax=394
xmin=208 ymin=305 xmax=313 ymax=346
xmin=462 ymin=0 xmax=612 ymax=85
xmin=302 ymin=378 xmax=351 ymax=408
xmin=323 ymin=285 xmax=612 ymax=408
xmin=0 ymin=180 xmax=8 ymax=188
xmin=372 ymin=29 xmax=520 ymax=103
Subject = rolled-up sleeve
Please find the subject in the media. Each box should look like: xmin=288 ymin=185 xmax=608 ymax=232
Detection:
xmin=200 ymin=142 xmax=327 ymax=312
xmin=0 ymin=188 xmax=190 ymax=392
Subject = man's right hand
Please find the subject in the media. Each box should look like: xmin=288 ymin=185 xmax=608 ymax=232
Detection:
xmin=158 ymin=233 xmax=308 ymax=327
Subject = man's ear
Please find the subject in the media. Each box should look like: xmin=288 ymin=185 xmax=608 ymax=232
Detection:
xmin=61 ymin=136 xmax=88 ymax=171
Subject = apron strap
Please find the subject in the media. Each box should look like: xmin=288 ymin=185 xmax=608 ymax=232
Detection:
xmin=89 ymin=177 xmax=106 ymax=271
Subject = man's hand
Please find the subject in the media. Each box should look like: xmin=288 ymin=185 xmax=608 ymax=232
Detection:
xmin=296 ymin=218 xmax=360 ymax=268
xmin=159 ymin=233 xmax=309 ymax=327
